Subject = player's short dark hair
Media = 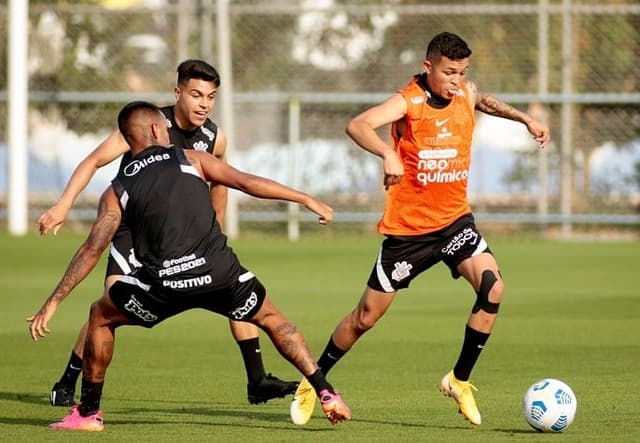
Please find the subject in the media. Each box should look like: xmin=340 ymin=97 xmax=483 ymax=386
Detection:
xmin=176 ymin=59 xmax=221 ymax=87
xmin=426 ymin=32 xmax=472 ymax=61
xmin=117 ymin=101 xmax=162 ymax=140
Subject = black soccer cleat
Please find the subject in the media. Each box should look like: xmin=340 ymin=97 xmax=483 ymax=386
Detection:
xmin=247 ymin=373 xmax=299 ymax=404
xmin=50 ymin=382 xmax=76 ymax=407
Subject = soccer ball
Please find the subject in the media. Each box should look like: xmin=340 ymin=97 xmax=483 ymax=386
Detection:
xmin=522 ymin=378 xmax=577 ymax=432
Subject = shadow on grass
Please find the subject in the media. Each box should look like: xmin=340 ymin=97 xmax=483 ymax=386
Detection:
xmin=351 ymin=416 xmax=472 ymax=431
xmin=111 ymin=405 xmax=473 ymax=431
xmin=0 ymin=391 xmax=47 ymax=406
xmin=0 ymin=391 xmax=329 ymax=432
xmin=0 ymin=390 xmax=488 ymax=433
xmin=0 ymin=416 xmax=52 ymax=427
xmin=495 ymin=428 xmax=538 ymax=435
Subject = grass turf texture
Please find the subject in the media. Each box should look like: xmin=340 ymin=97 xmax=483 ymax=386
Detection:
xmin=0 ymin=231 xmax=638 ymax=442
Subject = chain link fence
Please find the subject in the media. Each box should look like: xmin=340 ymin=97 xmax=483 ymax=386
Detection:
xmin=1 ymin=0 xmax=639 ymax=236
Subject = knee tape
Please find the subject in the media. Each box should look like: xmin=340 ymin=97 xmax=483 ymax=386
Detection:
xmin=472 ymin=270 xmax=500 ymax=314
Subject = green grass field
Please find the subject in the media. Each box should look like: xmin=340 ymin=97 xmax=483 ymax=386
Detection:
xmin=1 ymin=230 xmax=638 ymax=442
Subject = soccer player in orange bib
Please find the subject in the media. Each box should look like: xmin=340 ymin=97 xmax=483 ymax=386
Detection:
xmin=290 ymin=31 xmax=550 ymax=427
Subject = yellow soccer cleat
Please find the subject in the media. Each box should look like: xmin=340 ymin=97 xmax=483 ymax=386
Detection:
xmin=289 ymin=377 xmax=317 ymax=425
xmin=440 ymin=370 xmax=482 ymax=426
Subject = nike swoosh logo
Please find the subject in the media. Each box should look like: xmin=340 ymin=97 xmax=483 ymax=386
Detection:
xmin=435 ymin=118 xmax=449 ymax=127
xmin=69 ymin=364 xmax=82 ymax=371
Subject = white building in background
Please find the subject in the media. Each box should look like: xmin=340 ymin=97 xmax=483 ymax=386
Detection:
xmin=590 ymin=140 xmax=640 ymax=200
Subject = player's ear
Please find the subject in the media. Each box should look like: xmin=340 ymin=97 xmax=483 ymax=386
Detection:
xmin=174 ymin=86 xmax=180 ymax=101
xmin=423 ymin=59 xmax=432 ymax=75
xmin=150 ymin=122 xmax=163 ymax=144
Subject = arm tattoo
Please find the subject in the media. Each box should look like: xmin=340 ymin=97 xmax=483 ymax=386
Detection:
xmin=476 ymin=93 xmax=531 ymax=124
xmin=88 ymin=209 xmax=120 ymax=251
xmin=50 ymin=198 xmax=120 ymax=303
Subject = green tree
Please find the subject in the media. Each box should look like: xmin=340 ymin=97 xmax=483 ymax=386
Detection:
xmin=28 ymin=0 xmax=176 ymax=133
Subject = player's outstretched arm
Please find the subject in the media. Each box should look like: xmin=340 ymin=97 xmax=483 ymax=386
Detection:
xmin=470 ymin=81 xmax=550 ymax=148
xmin=238 ymin=175 xmax=333 ymax=225
xmin=27 ymin=187 xmax=122 ymax=341
xmin=187 ymin=150 xmax=333 ymax=225
xmin=37 ymin=130 xmax=130 ymax=236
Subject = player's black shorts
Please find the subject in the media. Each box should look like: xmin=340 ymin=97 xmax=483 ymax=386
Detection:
xmin=105 ymin=223 xmax=140 ymax=278
xmin=108 ymin=266 xmax=266 ymax=328
xmin=367 ymin=214 xmax=492 ymax=292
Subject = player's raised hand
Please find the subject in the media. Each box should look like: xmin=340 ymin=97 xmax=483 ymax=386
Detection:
xmin=37 ymin=204 xmax=69 ymax=236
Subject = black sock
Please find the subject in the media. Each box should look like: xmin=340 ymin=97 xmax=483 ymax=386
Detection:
xmin=78 ymin=379 xmax=103 ymax=416
xmin=453 ymin=324 xmax=490 ymax=381
xmin=237 ymin=337 xmax=266 ymax=384
xmin=317 ymin=337 xmax=347 ymax=376
xmin=59 ymin=351 xmax=83 ymax=387
xmin=306 ymin=369 xmax=334 ymax=395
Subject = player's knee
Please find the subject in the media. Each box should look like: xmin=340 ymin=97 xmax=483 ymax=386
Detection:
xmin=249 ymin=306 xmax=283 ymax=332
xmin=88 ymin=300 xmax=106 ymax=327
xmin=89 ymin=299 xmax=105 ymax=323
xmin=352 ymin=307 xmax=379 ymax=334
xmin=89 ymin=296 xmax=121 ymax=326
xmin=472 ymin=269 xmax=503 ymax=314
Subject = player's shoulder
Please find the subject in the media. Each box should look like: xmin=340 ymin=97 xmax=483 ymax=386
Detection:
xmin=462 ymin=80 xmax=479 ymax=104
xmin=202 ymin=116 xmax=217 ymax=131
xmin=396 ymin=74 xmax=428 ymax=104
xmin=398 ymin=74 xmax=423 ymax=95
xmin=394 ymin=75 xmax=427 ymax=114
xmin=200 ymin=118 xmax=218 ymax=142
xmin=464 ymin=80 xmax=477 ymax=95
xmin=159 ymin=105 xmax=177 ymax=130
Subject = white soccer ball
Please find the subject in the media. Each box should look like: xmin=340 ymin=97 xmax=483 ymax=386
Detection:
xmin=522 ymin=378 xmax=577 ymax=432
